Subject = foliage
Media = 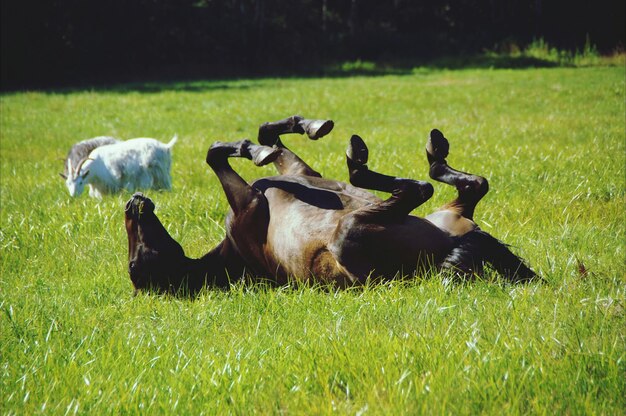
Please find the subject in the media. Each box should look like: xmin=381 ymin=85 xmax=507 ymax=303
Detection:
xmin=1 ymin=67 xmax=625 ymax=414
xmin=327 ymin=45 xmax=624 ymax=78
xmin=508 ymin=37 xmax=602 ymax=67
xmin=2 ymin=0 xmax=624 ymax=88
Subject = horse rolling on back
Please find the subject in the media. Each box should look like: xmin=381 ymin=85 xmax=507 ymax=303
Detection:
xmin=125 ymin=116 xmax=538 ymax=294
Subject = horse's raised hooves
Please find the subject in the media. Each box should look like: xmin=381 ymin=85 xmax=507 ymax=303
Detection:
xmin=250 ymin=145 xmax=282 ymax=167
xmin=426 ymin=129 xmax=450 ymax=163
xmin=346 ymin=134 xmax=369 ymax=165
xmin=301 ymin=119 xmax=334 ymax=140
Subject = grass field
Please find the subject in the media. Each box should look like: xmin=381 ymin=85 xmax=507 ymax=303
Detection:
xmin=1 ymin=67 xmax=624 ymax=414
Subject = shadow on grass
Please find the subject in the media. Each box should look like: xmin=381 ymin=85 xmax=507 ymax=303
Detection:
xmin=325 ymin=54 xmax=560 ymax=77
xmin=1 ymin=54 xmax=562 ymax=95
xmin=110 ymin=81 xmax=256 ymax=94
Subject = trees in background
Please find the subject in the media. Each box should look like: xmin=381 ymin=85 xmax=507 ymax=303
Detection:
xmin=1 ymin=0 xmax=624 ymax=88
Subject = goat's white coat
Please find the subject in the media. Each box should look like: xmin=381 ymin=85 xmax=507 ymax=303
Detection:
xmin=66 ymin=136 xmax=178 ymax=198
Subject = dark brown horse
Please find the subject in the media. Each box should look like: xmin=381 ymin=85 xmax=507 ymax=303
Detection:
xmin=125 ymin=116 xmax=538 ymax=294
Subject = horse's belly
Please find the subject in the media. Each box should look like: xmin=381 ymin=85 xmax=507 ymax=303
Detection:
xmin=329 ymin=214 xmax=454 ymax=280
xmin=262 ymin=190 xmax=348 ymax=283
xmin=425 ymin=210 xmax=477 ymax=237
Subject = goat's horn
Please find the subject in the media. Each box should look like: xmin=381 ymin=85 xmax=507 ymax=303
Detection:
xmin=74 ymin=157 xmax=93 ymax=177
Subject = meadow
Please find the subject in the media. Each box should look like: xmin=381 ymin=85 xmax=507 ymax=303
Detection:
xmin=1 ymin=66 xmax=624 ymax=414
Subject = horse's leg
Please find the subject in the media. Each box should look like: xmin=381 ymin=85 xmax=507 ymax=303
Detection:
xmin=425 ymin=130 xmax=539 ymax=282
xmin=205 ymin=139 xmax=287 ymax=279
xmin=346 ymin=134 xmax=434 ymax=210
xmin=258 ymin=115 xmax=334 ymax=177
xmin=342 ymin=134 xmax=472 ymax=281
xmin=330 ymin=136 xmax=446 ymax=282
xmin=426 ymin=129 xmax=488 ymax=220
xmin=206 ymin=139 xmax=280 ymax=215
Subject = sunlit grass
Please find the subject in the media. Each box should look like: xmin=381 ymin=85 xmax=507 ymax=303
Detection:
xmin=1 ymin=67 xmax=624 ymax=414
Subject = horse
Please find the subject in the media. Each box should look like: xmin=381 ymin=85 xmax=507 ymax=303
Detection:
xmin=125 ymin=116 xmax=538 ymax=294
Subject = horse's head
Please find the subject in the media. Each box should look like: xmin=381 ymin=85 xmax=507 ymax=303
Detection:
xmin=125 ymin=193 xmax=186 ymax=293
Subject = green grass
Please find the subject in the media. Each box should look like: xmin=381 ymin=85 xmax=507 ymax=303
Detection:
xmin=1 ymin=67 xmax=624 ymax=414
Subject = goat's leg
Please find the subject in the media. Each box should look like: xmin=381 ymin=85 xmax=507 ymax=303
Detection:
xmin=426 ymin=129 xmax=488 ymax=220
xmin=206 ymin=140 xmax=279 ymax=215
xmin=258 ymin=116 xmax=334 ymax=177
xmin=134 ymin=171 xmax=153 ymax=191
xmin=89 ymin=185 xmax=102 ymax=199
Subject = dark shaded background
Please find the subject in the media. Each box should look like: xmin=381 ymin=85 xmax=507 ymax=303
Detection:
xmin=1 ymin=0 xmax=624 ymax=90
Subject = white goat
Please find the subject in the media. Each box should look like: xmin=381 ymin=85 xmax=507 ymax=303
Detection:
xmin=65 ymin=136 xmax=178 ymax=198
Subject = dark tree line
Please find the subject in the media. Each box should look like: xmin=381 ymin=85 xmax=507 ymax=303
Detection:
xmin=1 ymin=0 xmax=624 ymax=89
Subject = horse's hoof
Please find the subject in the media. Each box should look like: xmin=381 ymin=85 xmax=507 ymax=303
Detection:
xmin=346 ymin=135 xmax=368 ymax=165
xmin=301 ymin=119 xmax=334 ymax=140
xmin=426 ymin=129 xmax=450 ymax=162
xmin=250 ymin=145 xmax=282 ymax=167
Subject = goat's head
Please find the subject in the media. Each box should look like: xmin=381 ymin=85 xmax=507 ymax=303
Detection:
xmin=125 ymin=193 xmax=186 ymax=293
xmin=65 ymin=157 xmax=92 ymax=197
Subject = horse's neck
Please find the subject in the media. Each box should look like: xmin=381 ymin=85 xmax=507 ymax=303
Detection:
xmin=183 ymin=245 xmax=235 ymax=290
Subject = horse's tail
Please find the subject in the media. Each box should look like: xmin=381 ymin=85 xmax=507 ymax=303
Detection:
xmin=442 ymin=229 xmax=539 ymax=283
